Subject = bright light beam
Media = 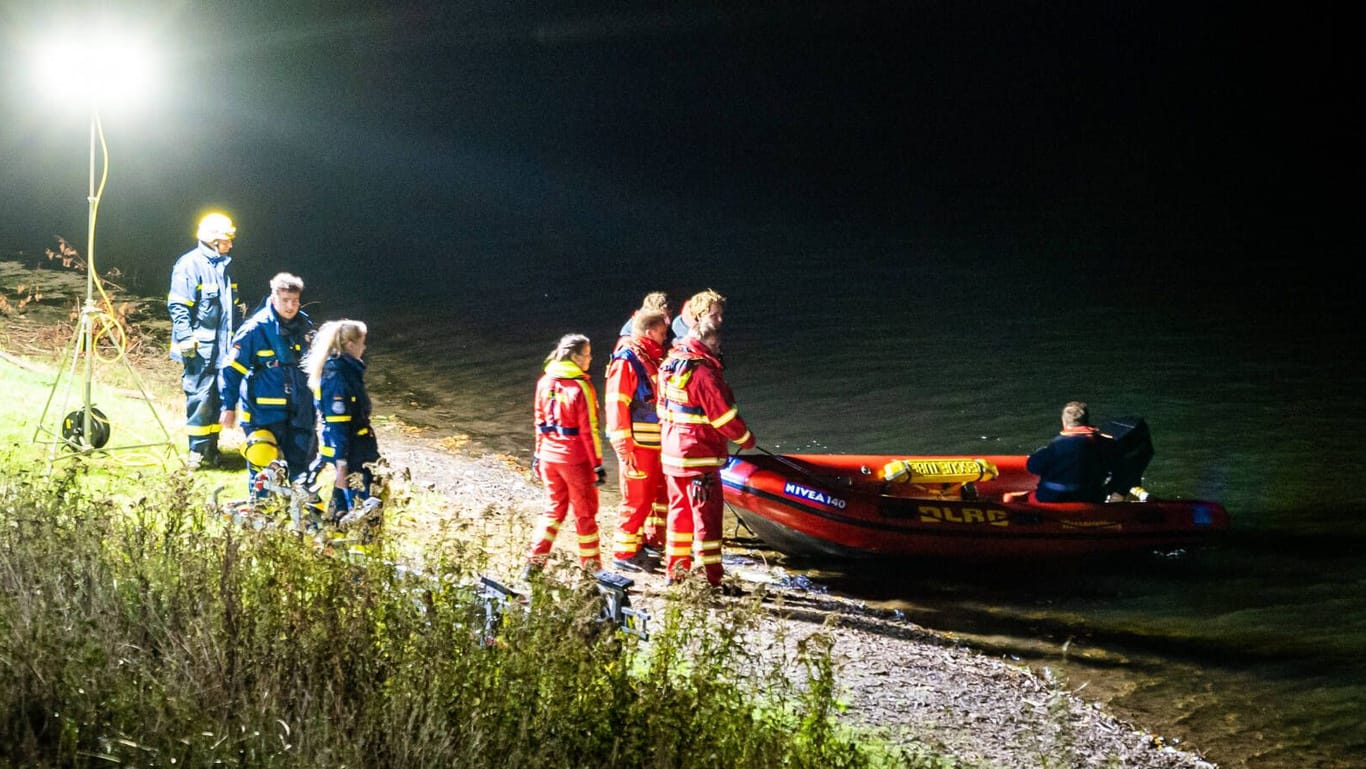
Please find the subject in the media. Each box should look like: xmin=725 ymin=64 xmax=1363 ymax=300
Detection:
xmin=30 ymin=23 xmax=157 ymax=110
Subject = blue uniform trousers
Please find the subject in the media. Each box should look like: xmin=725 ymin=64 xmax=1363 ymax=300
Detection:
xmin=181 ymin=357 xmax=222 ymax=459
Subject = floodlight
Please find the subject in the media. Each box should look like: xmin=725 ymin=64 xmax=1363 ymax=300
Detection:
xmin=31 ymin=24 xmax=158 ymax=111
xmin=30 ymin=19 xmax=173 ymax=460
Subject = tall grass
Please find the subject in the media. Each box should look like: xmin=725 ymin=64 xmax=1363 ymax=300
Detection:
xmin=0 ymin=463 xmax=929 ymax=768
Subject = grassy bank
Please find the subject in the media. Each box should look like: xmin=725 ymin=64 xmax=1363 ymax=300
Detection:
xmin=0 ymin=462 xmax=930 ymax=768
xmin=5 ymin=461 xmax=950 ymax=764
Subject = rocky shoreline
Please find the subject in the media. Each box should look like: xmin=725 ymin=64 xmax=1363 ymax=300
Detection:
xmin=374 ymin=424 xmax=1218 ymax=769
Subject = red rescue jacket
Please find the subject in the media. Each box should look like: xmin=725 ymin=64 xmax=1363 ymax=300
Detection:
xmin=534 ymin=360 xmax=603 ymax=467
xmin=657 ymin=336 xmax=754 ymax=476
xmin=605 ymin=335 xmax=665 ymax=454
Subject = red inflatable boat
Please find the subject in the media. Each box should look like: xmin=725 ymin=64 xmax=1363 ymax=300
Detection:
xmin=720 ymin=452 xmax=1230 ymax=560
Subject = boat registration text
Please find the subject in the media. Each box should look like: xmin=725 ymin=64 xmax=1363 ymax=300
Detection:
xmin=918 ymin=504 xmax=1009 ymax=527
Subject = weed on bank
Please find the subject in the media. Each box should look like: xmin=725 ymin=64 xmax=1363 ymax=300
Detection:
xmin=0 ymin=463 xmax=944 ymax=769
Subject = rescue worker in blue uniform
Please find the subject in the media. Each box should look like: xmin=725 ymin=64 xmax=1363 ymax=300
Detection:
xmin=1027 ymin=401 xmax=1114 ymax=503
xmin=302 ymin=319 xmax=381 ymax=518
xmin=218 ymin=273 xmax=316 ymax=493
xmin=167 ymin=212 xmax=238 ymax=466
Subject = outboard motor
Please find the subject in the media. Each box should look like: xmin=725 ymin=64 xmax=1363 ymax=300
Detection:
xmin=1101 ymin=416 xmax=1154 ymax=496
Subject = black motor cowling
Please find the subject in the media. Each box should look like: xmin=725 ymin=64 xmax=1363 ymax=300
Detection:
xmin=1100 ymin=416 xmax=1154 ymax=495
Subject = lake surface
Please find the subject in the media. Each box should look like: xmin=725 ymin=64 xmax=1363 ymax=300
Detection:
xmin=309 ymin=224 xmax=1363 ymax=769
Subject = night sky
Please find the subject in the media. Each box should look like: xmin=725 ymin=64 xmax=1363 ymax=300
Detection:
xmin=1 ymin=2 xmax=1356 ymax=297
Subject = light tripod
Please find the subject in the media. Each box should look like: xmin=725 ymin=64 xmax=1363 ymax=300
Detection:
xmin=33 ymin=107 xmax=175 ymax=464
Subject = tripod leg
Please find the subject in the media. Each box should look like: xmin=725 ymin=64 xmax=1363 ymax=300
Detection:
xmin=36 ymin=311 xmax=94 ymax=460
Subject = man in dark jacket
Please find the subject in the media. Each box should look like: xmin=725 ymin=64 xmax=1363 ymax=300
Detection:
xmin=167 ymin=212 xmax=238 ymax=467
xmin=1027 ymin=401 xmax=1112 ymax=503
xmin=218 ymin=273 xmax=315 ymax=493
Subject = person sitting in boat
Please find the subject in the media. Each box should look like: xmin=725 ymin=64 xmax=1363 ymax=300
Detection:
xmin=1027 ymin=401 xmax=1114 ymax=503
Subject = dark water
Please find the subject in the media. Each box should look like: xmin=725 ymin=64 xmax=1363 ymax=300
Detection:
xmin=325 ymin=228 xmax=1362 ymax=769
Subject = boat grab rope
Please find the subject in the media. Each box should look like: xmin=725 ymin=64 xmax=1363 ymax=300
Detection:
xmin=748 ymin=445 xmax=856 ymax=488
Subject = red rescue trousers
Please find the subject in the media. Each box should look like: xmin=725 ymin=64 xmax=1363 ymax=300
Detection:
xmin=664 ymin=471 xmax=724 ymax=586
xmin=611 ymin=445 xmax=667 ymax=559
xmin=527 ymin=460 xmax=601 ymax=569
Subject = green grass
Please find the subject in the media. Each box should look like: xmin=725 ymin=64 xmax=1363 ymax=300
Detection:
xmin=0 ymin=361 xmax=49 ymax=446
xmin=0 ymin=461 xmax=938 ymax=768
xmin=2 ymin=349 xmax=182 ymax=472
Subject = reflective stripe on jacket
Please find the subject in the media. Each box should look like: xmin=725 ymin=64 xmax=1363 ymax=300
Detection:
xmin=604 ymin=335 xmax=664 ymax=451
xmin=534 ymin=360 xmax=603 ymax=466
xmin=218 ymin=302 xmax=314 ymax=428
xmin=658 ymin=336 xmax=752 ymax=476
xmin=167 ymin=242 xmax=236 ymax=366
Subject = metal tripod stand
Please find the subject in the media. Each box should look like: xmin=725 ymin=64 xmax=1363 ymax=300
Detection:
xmin=31 ymin=108 xmax=175 ymax=464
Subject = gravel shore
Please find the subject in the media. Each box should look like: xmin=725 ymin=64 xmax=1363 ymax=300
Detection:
xmin=376 ymin=424 xmax=1219 ymax=769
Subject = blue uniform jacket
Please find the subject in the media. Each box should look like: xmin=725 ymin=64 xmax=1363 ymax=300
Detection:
xmin=218 ymin=302 xmax=314 ymax=428
xmin=1026 ymin=427 xmax=1112 ymax=503
xmin=166 ymin=242 xmax=236 ymax=366
xmin=315 ymin=354 xmax=378 ymax=465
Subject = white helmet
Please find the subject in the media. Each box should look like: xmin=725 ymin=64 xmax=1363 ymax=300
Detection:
xmin=196 ymin=212 xmax=237 ymax=243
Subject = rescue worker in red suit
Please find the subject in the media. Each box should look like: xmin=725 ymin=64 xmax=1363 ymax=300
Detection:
xmin=605 ymin=309 xmax=669 ymax=570
xmin=526 ymin=334 xmax=606 ymax=574
xmin=658 ymin=318 xmax=755 ymax=587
